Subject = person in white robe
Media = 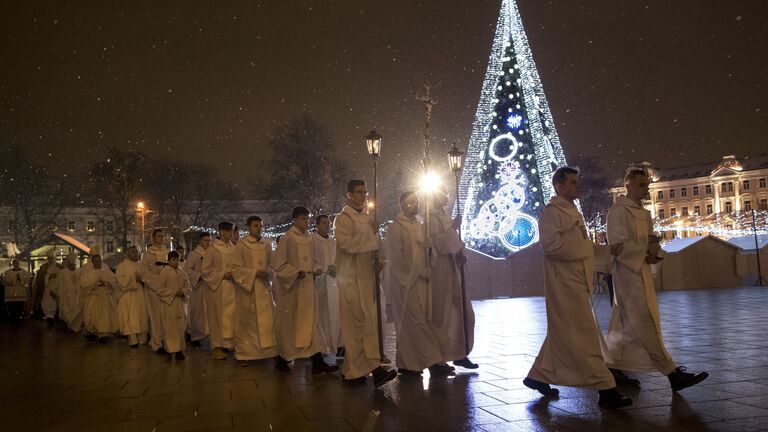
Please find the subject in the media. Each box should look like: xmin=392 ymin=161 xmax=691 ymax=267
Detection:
xmin=51 ymin=251 xmax=82 ymax=331
xmin=116 ymin=246 xmax=149 ymax=347
xmin=231 ymin=216 xmax=278 ymax=365
xmin=388 ymin=191 xmax=452 ymax=377
xmin=158 ymin=251 xmax=191 ymax=360
xmin=334 ymin=180 xmax=397 ymax=387
xmin=428 ymin=189 xmax=478 ymax=370
xmin=141 ymin=229 xmax=169 ymax=353
xmin=183 ymin=232 xmax=211 ymax=347
xmin=313 ymin=214 xmax=342 ymax=355
xmin=202 ymin=222 xmax=239 ymax=359
xmin=80 ymin=247 xmax=118 ymax=342
xmin=523 ymin=167 xmax=632 ymax=409
xmin=3 ymin=258 xmax=31 ymax=321
xmin=31 ymin=252 xmax=57 ymax=320
xmin=273 ymin=207 xmax=340 ymax=374
xmin=606 ymin=169 xmax=709 ymax=392
xmin=40 ymin=252 xmax=61 ymax=323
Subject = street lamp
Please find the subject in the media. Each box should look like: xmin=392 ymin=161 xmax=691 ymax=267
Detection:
xmin=446 ymin=143 xmax=470 ymax=356
xmin=136 ymin=201 xmax=150 ymax=251
xmin=365 ymin=129 xmax=385 ymax=361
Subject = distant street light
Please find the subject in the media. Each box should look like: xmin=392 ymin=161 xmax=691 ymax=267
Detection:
xmin=136 ymin=201 xmax=150 ymax=250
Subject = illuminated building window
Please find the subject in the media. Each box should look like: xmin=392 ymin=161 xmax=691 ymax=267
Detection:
xmin=657 ymin=191 xmax=664 ymax=200
xmin=694 ymin=206 xmax=700 ymax=215
xmin=681 ymin=187 xmax=687 ymax=197
xmin=706 ymin=204 xmax=713 ymax=215
xmin=760 ymin=199 xmax=768 ymax=210
xmin=657 ymin=209 xmax=665 ymax=219
xmin=682 ymin=207 xmax=689 ymax=216
xmin=744 ymin=201 xmax=752 ymax=211
xmin=760 ymin=178 xmax=766 ymax=188
xmin=86 ymin=221 xmax=95 ymax=232
xmin=669 ymin=189 xmax=676 ymax=198
xmin=705 ymin=184 xmax=712 ymax=194
xmin=670 ymin=208 xmax=677 ymax=217
xmin=722 ymin=182 xmax=733 ymax=192
xmin=725 ymin=202 xmax=732 ymax=213
xmin=693 ymin=186 xmax=699 ymax=196
xmin=68 ymin=221 xmax=76 ymax=232
xmin=743 ymin=180 xmax=750 ymax=190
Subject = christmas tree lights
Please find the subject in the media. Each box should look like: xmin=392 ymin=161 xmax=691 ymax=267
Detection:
xmin=458 ymin=0 xmax=568 ymax=259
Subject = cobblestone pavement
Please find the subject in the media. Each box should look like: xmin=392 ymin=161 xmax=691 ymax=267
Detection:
xmin=2 ymin=287 xmax=768 ymax=432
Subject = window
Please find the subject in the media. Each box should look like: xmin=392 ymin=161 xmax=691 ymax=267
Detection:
xmin=106 ymin=241 xmax=114 ymax=253
xmin=725 ymin=201 xmax=732 ymax=213
xmin=693 ymin=186 xmax=699 ymax=196
xmin=760 ymin=199 xmax=768 ymax=210
xmin=682 ymin=207 xmax=689 ymax=216
xmin=705 ymin=184 xmax=712 ymax=194
xmin=744 ymin=201 xmax=752 ymax=211
xmin=760 ymin=178 xmax=766 ymax=188
xmin=106 ymin=220 xmax=113 ymax=232
xmin=706 ymin=204 xmax=713 ymax=215
xmin=86 ymin=221 xmax=95 ymax=232
xmin=743 ymin=180 xmax=750 ymax=190
xmin=722 ymin=182 xmax=733 ymax=192
xmin=657 ymin=190 xmax=664 ymax=200
xmin=670 ymin=208 xmax=677 ymax=217
xmin=694 ymin=205 xmax=700 ymax=215
xmin=681 ymin=187 xmax=688 ymax=197
xmin=68 ymin=221 xmax=76 ymax=231
xmin=658 ymin=209 xmax=665 ymax=219
xmin=669 ymin=189 xmax=676 ymax=198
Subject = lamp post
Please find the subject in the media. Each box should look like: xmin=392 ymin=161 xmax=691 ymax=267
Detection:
xmin=447 ymin=143 xmax=471 ymax=356
xmin=365 ymin=129 xmax=385 ymax=361
xmin=752 ymin=209 xmax=765 ymax=286
xmin=137 ymin=201 xmax=146 ymax=251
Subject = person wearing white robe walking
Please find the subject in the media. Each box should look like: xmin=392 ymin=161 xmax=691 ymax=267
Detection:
xmin=183 ymin=232 xmax=211 ymax=348
xmin=605 ymin=168 xmax=709 ymax=392
xmin=80 ymin=246 xmax=118 ymax=343
xmin=202 ymin=222 xmax=240 ymax=360
xmin=141 ymin=229 xmax=169 ymax=353
xmin=158 ymin=250 xmax=191 ymax=360
xmin=313 ymin=214 xmax=342 ymax=356
xmin=116 ymin=246 xmax=149 ymax=347
xmin=523 ymin=167 xmax=632 ymax=409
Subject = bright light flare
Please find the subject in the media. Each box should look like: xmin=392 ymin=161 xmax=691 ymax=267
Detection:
xmin=419 ymin=171 xmax=441 ymax=194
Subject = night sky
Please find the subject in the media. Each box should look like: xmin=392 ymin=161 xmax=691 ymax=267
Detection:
xmin=2 ymin=0 xmax=766 ymax=191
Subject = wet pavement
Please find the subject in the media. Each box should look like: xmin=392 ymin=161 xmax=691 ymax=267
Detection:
xmin=1 ymin=286 xmax=768 ymax=431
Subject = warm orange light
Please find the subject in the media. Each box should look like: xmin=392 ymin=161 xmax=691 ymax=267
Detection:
xmin=137 ymin=201 xmax=145 ymax=210
xmin=367 ymin=201 xmax=376 ymax=209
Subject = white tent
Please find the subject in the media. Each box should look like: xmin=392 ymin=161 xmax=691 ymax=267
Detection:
xmin=725 ymin=234 xmax=768 ymax=285
xmin=658 ymin=235 xmax=741 ymax=290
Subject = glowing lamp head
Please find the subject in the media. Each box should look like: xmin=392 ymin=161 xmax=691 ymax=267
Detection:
xmin=367 ymin=201 xmax=375 ymax=210
xmin=447 ymin=143 xmax=465 ymax=173
xmin=137 ymin=201 xmax=145 ymax=211
xmin=419 ymin=171 xmax=441 ymax=194
xmin=365 ymin=129 xmax=382 ymax=157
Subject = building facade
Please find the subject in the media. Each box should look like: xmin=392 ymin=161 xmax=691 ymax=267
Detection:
xmin=610 ymin=155 xmax=768 ymax=221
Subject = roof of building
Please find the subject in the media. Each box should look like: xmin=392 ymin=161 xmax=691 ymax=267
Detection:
xmin=725 ymin=234 xmax=768 ymax=251
xmin=662 ymin=235 xmax=738 ymax=253
xmin=612 ymin=154 xmax=768 ymax=187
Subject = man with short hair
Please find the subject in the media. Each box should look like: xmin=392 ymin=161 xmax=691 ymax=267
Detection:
xmin=232 ymin=216 xmax=278 ymax=366
xmin=183 ymin=232 xmax=211 ymax=347
xmin=158 ymin=250 xmax=191 ymax=360
xmin=523 ymin=166 xmax=632 ymax=409
xmin=141 ymin=229 xmax=169 ymax=353
xmin=334 ymin=180 xmax=397 ymax=387
xmin=80 ymin=246 xmax=118 ymax=343
xmin=313 ymin=214 xmax=341 ymax=356
xmin=388 ymin=191 xmax=452 ymax=377
xmin=3 ymin=258 xmax=31 ymax=321
xmin=116 ymin=246 xmax=149 ymax=347
xmin=606 ymin=169 xmax=708 ymax=392
xmin=202 ymin=222 xmax=240 ymax=359
xmin=274 ymin=207 xmax=339 ymax=374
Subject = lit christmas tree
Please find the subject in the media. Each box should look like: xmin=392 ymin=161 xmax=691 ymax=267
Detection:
xmin=459 ymin=0 xmax=569 ymax=259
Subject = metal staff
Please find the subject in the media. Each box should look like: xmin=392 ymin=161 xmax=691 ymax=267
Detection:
xmin=365 ymin=130 xmax=386 ymax=361
xmin=447 ymin=143 xmax=471 ymax=355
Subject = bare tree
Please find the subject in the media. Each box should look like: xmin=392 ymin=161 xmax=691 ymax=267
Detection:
xmin=572 ymin=156 xmax=614 ymax=236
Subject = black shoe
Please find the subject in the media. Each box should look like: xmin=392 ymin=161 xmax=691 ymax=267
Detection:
xmin=454 ymin=357 xmax=479 ymax=369
xmin=343 ymin=376 xmax=367 ymax=385
xmin=191 ymin=340 xmax=202 ymax=348
xmin=222 ymin=347 xmax=231 ymax=353
xmin=428 ymin=364 xmax=454 ymax=378
xmin=372 ymin=367 xmax=397 ymax=387
xmin=129 ymin=344 xmax=139 ymax=348
xmin=83 ymin=333 xmax=97 ymax=342
xmin=174 ymin=352 xmax=185 ymax=360
xmin=156 ymin=347 xmax=169 ymax=355
xmin=336 ymin=347 xmax=345 ymax=358
xmin=311 ymin=353 xmax=340 ymax=374
xmin=274 ymin=356 xmax=291 ymax=373
xmin=598 ymin=388 xmax=633 ymax=409
xmin=45 ymin=318 xmax=55 ymax=326
xmin=97 ymin=337 xmax=109 ymax=344
xmin=610 ymin=368 xmax=640 ymax=387
xmin=668 ymin=367 xmax=709 ymax=392
xmin=523 ymin=377 xmax=560 ymax=397
xmin=398 ymin=368 xmax=423 ymax=376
